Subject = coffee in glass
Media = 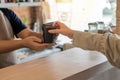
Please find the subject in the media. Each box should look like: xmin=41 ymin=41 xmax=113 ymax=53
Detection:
xmin=42 ymin=22 xmax=57 ymax=43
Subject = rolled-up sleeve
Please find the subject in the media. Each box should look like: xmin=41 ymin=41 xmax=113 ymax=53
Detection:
xmin=72 ymin=31 xmax=120 ymax=68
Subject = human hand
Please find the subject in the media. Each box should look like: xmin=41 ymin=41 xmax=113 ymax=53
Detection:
xmin=17 ymin=29 xmax=43 ymax=41
xmin=30 ymin=32 xmax=43 ymax=41
xmin=22 ymin=36 xmax=55 ymax=51
xmin=48 ymin=21 xmax=74 ymax=39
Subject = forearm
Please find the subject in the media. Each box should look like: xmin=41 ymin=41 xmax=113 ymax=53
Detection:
xmin=72 ymin=31 xmax=105 ymax=53
xmin=17 ymin=29 xmax=33 ymax=39
xmin=0 ymin=40 xmax=24 ymax=53
xmin=67 ymin=30 xmax=75 ymax=39
xmin=17 ymin=29 xmax=42 ymax=39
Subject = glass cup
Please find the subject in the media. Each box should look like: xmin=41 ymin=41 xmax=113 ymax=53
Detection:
xmin=42 ymin=22 xmax=57 ymax=43
xmin=88 ymin=22 xmax=98 ymax=33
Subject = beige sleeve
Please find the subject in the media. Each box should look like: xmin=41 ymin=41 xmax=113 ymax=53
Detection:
xmin=72 ymin=31 xmax=120 ymax=68
xmin=72 ymin=31 xmax=106 ymax=53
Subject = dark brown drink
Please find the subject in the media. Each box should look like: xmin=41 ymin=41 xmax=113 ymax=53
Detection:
xmin=42 ymin=22 xmax=57 ymax=43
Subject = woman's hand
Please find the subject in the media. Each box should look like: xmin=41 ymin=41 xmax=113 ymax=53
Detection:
xmin=49 ymin=21 xmax=74 ymax=39
xmin=22 ymin=36 xmax=54 ymax=51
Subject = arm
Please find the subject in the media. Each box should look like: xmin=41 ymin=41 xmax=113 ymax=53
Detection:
xmin=0 ymin=8 xmax=53 ymax=53
xmin=17 ymin=28 xmax=42 ymax=39
xmin=0 ymin=36 xmax=54 ymax=54
xmin=73 ymin=31 xmax=120 ymax=68
xmin=49 ymin=21 xmax=120 ymax=68
xmin=49 ymin=22 xmax=106 ymax=53
xmin=72 ymin=31 xmax=104 ymax=52
xmin=3 ymin=8 xmax=43 ymax=39
xmin=0 ymin=40 xmax=23 ymax=53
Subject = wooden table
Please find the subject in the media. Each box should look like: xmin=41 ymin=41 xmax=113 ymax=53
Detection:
xmin=0 ymin=48 xmax=113 ymax=80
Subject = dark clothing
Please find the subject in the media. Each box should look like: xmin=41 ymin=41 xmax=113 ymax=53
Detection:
xmin=0 ymin=8 xmax=26 ymax=35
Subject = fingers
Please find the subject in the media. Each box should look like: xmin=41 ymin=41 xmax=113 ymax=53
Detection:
xmin=33 ymin=36 xmax=42 ymax=43
xmin=56 ymin=21 xmax=67 ymax=28
xmin=34 ymin=43 xmax=55 ymax=51
xmin=38 ymin=33 xmax=44 ymax=42
xmin=48 ymin=29 xmax=61 ymax=34
xmin=48 ymin=21 xmax=62 ymax=34
xmin=35 ymin=33 xmax=43 ymax=40
xmin=42 ymin=43 xmax=55 ymax=48
xmin=55 ymin=21 xmax=60 ymax=29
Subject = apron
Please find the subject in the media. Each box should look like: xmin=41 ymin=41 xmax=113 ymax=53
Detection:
xmin=0 ymin=10 xmax=17 ymax=68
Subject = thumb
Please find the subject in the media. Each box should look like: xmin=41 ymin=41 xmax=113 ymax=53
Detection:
xmin=48 ymin=29 xmax=61 ymax=34
xmin=33 ymin=37 xmax=42 ymax=43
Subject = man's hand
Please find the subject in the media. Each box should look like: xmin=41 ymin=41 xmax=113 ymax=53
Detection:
xmin=17 ymin=29 xmax=43 ymax=40
xmin=22 ymin=36 xmax=54 ymax=51
xmin=0 ymin=36 xmax=54 ymax=53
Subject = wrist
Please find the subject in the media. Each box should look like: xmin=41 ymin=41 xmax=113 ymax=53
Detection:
xmin=68 ymin=30 xmax=74 ymax=39
xmin=20 ymin=39 xmax=27 ymax=48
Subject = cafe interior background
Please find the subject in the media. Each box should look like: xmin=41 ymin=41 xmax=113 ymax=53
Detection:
xmin=0 ymin=0 xmax=116 ymax=63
